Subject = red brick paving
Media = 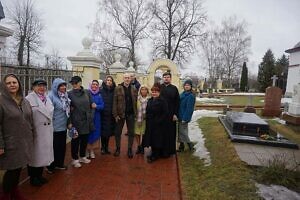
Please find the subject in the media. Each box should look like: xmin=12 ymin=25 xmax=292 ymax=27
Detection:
xmin=19 ymin=135 xmax=182 ymax=200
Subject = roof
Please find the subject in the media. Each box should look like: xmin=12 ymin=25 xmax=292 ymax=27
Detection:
xmin=285 ymin=41 xmax=300 ymax=53
xmin=0 ymin=2 xmax=4 ymax=20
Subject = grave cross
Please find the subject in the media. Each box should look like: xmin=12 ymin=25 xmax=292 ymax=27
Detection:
xmin=271 ymin=75 xmax=278 ymax=86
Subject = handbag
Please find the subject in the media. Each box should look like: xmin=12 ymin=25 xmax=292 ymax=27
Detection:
xmin=68 ymin=127 xmax=78 ymax=138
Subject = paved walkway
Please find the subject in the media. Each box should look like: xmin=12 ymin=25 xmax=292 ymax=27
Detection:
xmin=19 ymin=135 xmax=182 ymax=200
xmin=234 ymin=143 xmax=300 ymax=171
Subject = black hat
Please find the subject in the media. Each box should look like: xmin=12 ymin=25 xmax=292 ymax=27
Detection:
xmin=32 ymin=79 xmax=47 ymax=86
xmin=183 ymin=79 xmax=193 ymax=87
xmin=69 ymin=76 xmax=82 ymax=84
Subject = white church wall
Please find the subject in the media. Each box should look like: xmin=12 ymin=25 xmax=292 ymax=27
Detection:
xmin=289 ymin=51 xmax=300 ymax=65
xmin=286 ymin=51 xmax=300 ymax=96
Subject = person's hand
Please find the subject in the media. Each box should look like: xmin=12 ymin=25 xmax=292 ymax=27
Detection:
xmin=0 ymin=149 xmax=4 ymax=156
xmin=67 ymin=124 xmax=72 ymax=129
xmin=173 ymin=115 xmax=178 ymax=121
xmin=115 ymin=116 xmax=120 ymax=122
xmin=91 ymin=103 xmax=97 ymax=109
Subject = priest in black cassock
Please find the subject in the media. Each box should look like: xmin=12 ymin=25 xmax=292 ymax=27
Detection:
xmin=160 ymin=71 xmax=180 ymax=156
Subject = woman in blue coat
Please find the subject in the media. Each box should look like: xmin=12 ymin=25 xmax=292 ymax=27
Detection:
xmin=177 ymin=79 xmax=196 ymax=152
xmin=47 ymin=78 xmax=70 ymax=173
xmin=86 ymin=80 xmax=104 ymax=159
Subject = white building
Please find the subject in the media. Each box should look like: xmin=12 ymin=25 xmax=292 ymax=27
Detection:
xmin=285 ymin=42 xmax=300 ymax=97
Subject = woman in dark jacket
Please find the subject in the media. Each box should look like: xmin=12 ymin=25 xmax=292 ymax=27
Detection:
xmin=0 ymin=74 xmax=34 ymax=199
xmin=100 ymin=76 xmax=116 ymax=154
xmin=143 ymin=83 xmax=168 ymax=163
xmin=68 ymin=76 xmax=95 ymax=168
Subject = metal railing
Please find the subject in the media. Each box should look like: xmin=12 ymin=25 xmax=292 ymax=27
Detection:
xmin=0 ymin=65 xmax=83 ymax=96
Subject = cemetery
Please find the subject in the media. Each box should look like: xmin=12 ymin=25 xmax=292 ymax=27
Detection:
xmin=0 ymin=0 xmax=300 ymax=200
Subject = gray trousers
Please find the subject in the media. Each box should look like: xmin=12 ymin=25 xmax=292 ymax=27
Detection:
xmin=115 ymin=114 xmax=135 ymax=149
xmin=178 ymin=121 xmax=191 ymax=143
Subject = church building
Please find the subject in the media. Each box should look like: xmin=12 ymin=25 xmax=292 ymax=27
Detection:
xmin=285 ymin=42 xmax=300 ymax=97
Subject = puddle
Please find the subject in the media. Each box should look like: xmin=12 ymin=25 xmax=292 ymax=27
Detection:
xmin=188 ymin=110 xmax=220 ymax=166
xmin=256 ymin=183 xmax=300 ymax=200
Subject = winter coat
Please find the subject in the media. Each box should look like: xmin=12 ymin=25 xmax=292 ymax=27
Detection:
xmin=0 ymin=81 xmax=34 ymax=170
xmin=26 ymin=91 xmax=54 ymax=167
xmin=48 ymin=78 xmax=70 ymax=132
xmin=88 ymin=91 xmax=104 ymax=144
xmin=160 ymin=84 xmax=180 ymax=118
xmin=160 ymin=83 xmax=180 ymax=155
xmin=131 ymin=78 xmax=141 ymax=91
xmin=112 ymin=83 xmax=137 ymax=119
xmin=68 ymin=87 xmax=94 ymax=135
xmin=178 ymin=91 xmax=196 ymax=122
xmin=100 ymin=82 xmax=116 ymax=137
xmin=143 ymin=96 xmax=168 ymax=149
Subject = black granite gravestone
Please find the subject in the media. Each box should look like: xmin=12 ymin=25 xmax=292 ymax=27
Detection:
xmin=219 ymin=111 xmax=298 ymax=149
xmin=225 ymin=112 xmax=268 ymax=137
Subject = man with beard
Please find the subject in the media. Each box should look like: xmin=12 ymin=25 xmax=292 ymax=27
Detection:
xmin=160 ymin=71 xmax=179 ymax=157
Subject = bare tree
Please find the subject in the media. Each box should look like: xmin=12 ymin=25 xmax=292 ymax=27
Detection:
xmin=45 ymin=48 xmax=66 ymax=69
xmin=217 ymin=16 xmax=251 ymax=87
xmin=200 ymin=16 xmax=251 ymax=87
xmin=93 ymin=0 xmax=152 ymax=69
xmin=150 ymin=0 xmax=206 ymax=65
xmin=200 ymin=29 xmax=224 ymax=83
xmin=7 ymin=0 xmax=44 ymax=66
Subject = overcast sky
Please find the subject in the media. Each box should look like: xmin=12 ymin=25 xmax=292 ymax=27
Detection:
xmin=2 ymin=0 xmax=300 ymax=76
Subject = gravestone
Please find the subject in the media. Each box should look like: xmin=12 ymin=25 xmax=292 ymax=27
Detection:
xmin=216 ymin=78 xmax=222 ymax=92
xmin=244 ymin=95 xmax=256 ymax=113
xmin=208 ymin=83 xmax=214 ymax=98
xmin=262 ymin=75 xmax=282 ymax=117
xmin=282 ymin=83 xmax=300 ymax=125
xmin=219 ymin=111 xmax=298 ymax=149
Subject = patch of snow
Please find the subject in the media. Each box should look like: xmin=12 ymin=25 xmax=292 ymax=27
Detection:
xmin=196 ymin=97 xmax=225 ymax=103
xmin=189 ymin=110 xmax=220 ymax=166
xmin=226 ymin=93 xmax=265 ymax=96
xmin=281 ymin=98 xmax=292 ymax=104
xmin=256 ymin=183 xmax=300 ymax=200
xmin=272 ymin=118 xmax=286 ymax=125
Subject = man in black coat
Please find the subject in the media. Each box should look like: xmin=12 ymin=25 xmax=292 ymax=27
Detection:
xmin=160 ymin=71 xmax=179 ymax=156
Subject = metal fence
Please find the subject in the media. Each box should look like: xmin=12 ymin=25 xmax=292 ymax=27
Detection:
xmin=0 ymin=65 xmax=83 ymax=96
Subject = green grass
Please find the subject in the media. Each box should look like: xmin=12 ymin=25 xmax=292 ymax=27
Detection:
xmin=268 ymin=120 xmax=300 ymax=144
xmin=196 ymin=96 xmax=265 ymax=106
xmin=178 ymin=117 xmax=260 ymax=200
xmin=178 ymin=117 xmax=300 ymax=199
xmin=223 ymin=96 xmax=265 ymax=106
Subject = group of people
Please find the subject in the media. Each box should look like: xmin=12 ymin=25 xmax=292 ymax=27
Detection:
xmin=0 ymin=71 xmax=196 ymax=199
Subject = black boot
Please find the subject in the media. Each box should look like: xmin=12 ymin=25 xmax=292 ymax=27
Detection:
xmin=101 ymin=138 xmax=106 ymax=155
xmin=30 ymin=177 xmax=43 ymax=186
xmin=105 ymin=138 xmax=111 ymax=154
xmin=128 ymin=148 xmax=133 ymax=158
xmin=140 ymin=145 xmax=144 ymax=155
xmin=188 ymin=143 xmax=195 ymax=151
xmin=136 ymin=145 xmax=142 ymax=154
xmin=114 ymin=147 xmax=120 ymax=157
xmin=177 ymin=142 xmax=185 ymax=152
